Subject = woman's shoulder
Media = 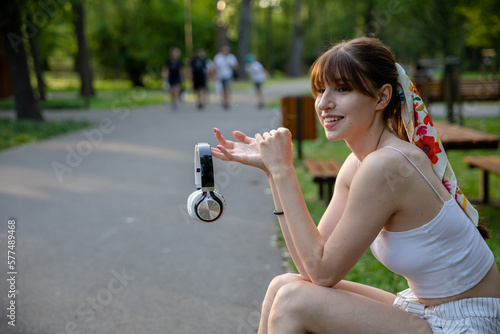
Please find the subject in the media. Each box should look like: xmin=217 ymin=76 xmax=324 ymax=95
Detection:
xmin=338 ymin=143 xmax=428 ymax=185
xmin=368 ymin=141 xmax=427 ymax=166
xmin=356 ymin=143 xmax=421 ymax=180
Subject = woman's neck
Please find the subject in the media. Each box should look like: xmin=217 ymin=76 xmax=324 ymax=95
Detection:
xmin=345 ymin=123 xmax=392 ymax=162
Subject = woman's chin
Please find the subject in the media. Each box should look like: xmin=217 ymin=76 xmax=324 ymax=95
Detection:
xmin=324 ymin=130 xmax=342 ymax=142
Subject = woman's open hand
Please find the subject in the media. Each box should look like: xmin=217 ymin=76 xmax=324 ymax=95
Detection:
xmin=212 ymin=128 xmax=268 ymax=172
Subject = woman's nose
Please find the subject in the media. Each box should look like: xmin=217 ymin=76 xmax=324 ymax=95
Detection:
xmin=316 ymin=91 xmax=335 ymax=112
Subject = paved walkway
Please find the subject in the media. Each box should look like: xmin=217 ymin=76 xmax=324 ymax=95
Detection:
xmin=0 ymin=79 xmax=310 ymax=334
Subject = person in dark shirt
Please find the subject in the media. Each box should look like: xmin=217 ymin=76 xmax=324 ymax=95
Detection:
xmin=163 ymin=48 xmax=183 ymax=110
xmin=191 ymin=48 xmax=210 ymax=109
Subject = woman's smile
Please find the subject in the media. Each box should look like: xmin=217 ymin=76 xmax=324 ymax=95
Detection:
xmin=323 ymin=115 xmax=344 ymax=129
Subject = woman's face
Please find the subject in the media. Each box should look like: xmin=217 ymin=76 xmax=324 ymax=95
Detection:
xmin=314 ymin=81 xmax=380 ymax=142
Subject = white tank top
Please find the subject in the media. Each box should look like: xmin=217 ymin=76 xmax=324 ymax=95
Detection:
xmin=370 ymin=147 xmax=494 ymax=299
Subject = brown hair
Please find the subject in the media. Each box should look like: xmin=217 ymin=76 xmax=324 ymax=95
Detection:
xmin=310 ymin=37 xmax=408 ymax=141
xmin=478 ymin=217 xmax=490 ymax=240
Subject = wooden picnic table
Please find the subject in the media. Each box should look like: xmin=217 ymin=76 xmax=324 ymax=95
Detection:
xmin=434 ymin=121 xmax=500 ymax=150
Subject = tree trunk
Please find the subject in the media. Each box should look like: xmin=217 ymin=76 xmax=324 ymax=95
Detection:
xmin=288 ymin=0 xmax=303 ymax=77
xmin=1 ymin=3 xmax=43 ymax=120
xmin=364 ymin=0 xmax=375 ymax=35
xmin=265 ymin=5 xmax=274 ymax=75
xmin=215 ymin=0 xmax=228 ymax=53
xmin=28 ymin=34 xmax=46 ymax=101
xmin=124 ymin=51 xmax=145 ymax=87
xmin=184 ymin=0 xmax=193 ymax=57
xmin=0 ymin=34 xmax=13 ymax=98
xmin=72 ymin=0 xmax=94 ymax=108
xmin=237 ymin=0 xmax=251 ymax=80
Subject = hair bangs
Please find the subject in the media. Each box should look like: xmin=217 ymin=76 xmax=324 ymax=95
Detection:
xmin=310 ymin=45 xmax=375 ymax=98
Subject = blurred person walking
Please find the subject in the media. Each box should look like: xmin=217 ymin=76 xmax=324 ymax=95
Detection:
xmin=245 ymin=53 xmax=267 ymax=109
xmin=163 ymin=47 xmax=183 ymax=110
xmin=191 ymin=48 xmax=210 ymax=110
xmin=214 ymin=45 xmax=238 ymax=110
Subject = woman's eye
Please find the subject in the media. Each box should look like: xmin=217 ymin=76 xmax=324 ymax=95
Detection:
xmin=317 ymin=88 xmax=325 ymax=94
xmin=338 ymin=87 xmax=349 ymax=93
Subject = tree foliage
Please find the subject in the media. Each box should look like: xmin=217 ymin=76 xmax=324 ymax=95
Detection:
xmin=86 ymin=0 xmax=217 ymax=86
xmin=4 ymin=0 xmax=498 ymax=94
xmin=458 ymin=0 xmax=500 ymax=49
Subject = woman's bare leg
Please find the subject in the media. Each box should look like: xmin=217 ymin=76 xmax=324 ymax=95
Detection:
xmin=258 ymin=273 xmax=305 ymax=334
xmin=332 ymin=279 xmax=397 ymax=305
xmin=268 ymin=280 xmax=432 ymax=334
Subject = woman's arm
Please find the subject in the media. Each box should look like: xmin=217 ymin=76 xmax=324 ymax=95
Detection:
xmin=257 ymin=128 xmax=399 ymax=287
xmin=212 ymin=129 xmax=311 ymax=279
xmin=269 ymin=154 xmax=359 ymax=280
xmin=266 ymin=173 xmax=311 ymax=280
xmin=316 ymin=153 xmax=358 ymax=240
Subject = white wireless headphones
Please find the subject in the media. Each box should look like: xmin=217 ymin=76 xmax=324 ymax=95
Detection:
xmin=187 ymin=143 xmax=226 ymax=222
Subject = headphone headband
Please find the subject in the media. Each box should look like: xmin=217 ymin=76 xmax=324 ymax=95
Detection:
xmin=194 ymin=143 xmax=215 ymax=191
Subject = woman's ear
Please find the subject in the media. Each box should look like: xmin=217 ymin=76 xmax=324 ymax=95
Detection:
xmin=376 ymin=83 xmax=392 ymax=110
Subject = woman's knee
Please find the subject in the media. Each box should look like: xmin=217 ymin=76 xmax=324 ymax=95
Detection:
xmin=262 ymin=274 xmax=304 ymax=316
xmin=267 ymin=273 xmax=303 ymax=293
xmin=268 ymin=281 xmax=310 ymax=329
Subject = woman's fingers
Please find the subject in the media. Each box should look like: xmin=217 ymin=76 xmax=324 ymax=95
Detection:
xmin=232 ymin=130 xmax=253 ymax=144
xmin=214 ymin=128 xmax=235 ymax=149
xmin=255 ymin=132 xmax=263 ymax=144
xmin=216 ymin=145 xmax=236 ymax=161
xmin=216 ymin=128 xmax=253 ymax=146
xmin=211 ymin=147 xmax=228 ymax=161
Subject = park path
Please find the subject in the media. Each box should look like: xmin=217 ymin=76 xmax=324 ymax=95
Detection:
xmin=0 ymin=79 xmax=310 ymax=334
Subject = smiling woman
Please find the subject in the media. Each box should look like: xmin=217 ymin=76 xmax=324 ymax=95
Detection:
xmin=210 ymin=37 xmax=500 ymax=334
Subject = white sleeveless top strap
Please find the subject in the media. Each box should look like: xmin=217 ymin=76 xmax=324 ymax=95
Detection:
xmin=382 ymin=146 xmax=445 ymax=203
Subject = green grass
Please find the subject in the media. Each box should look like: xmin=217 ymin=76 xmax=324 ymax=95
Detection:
xmin=0 ymin=118 xmax=93 ymax=151
xmin=44 ymin=73 xmax=139 ymax=92
xmin=286 ymin=116 xmax=500 ymax=293
xmin=0 ymin=71 xmax=313 ymax=111
xmin=0 ymin=89 xmax=167 ymax=111
xmin=0 ymin=70 xmax=172 ymax=111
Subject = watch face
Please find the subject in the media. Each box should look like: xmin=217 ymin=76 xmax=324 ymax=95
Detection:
xmin=197 ymin=198 xmax=221 ymax=221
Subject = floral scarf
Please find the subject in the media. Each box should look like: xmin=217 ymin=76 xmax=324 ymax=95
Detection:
xmin=395 ymin=63 xmax=479 ymax=226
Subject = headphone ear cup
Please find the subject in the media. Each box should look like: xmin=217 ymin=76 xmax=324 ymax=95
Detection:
xmin=212 ymin=190 xmax=226 ymax=209
xmin=194 ymin=191 xmax=225 ymax=223
xmin=210 ymin=190 xmax=225 ymax=220
xmin=187 ymin=190 xmax=204 ymax=219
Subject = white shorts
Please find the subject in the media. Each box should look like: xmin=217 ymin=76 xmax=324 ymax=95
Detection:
xmin=393 ymin=289 xmax=500 ymax=333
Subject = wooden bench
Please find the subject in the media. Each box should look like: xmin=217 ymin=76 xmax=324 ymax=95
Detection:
xmin=304 ymin=159 xmax=341 ymax=202
xmin=414 ymin=79 xmax=499 ymax=102
xmin=461 ymin=80 xmax=499 ymax=101
xmin=463 ymin=155 xmax=500 ymax=204
xmin=434 ymin=121 xmax=500 ymax=150
xmin=414 ymin=80 xmax=443 ymax=102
